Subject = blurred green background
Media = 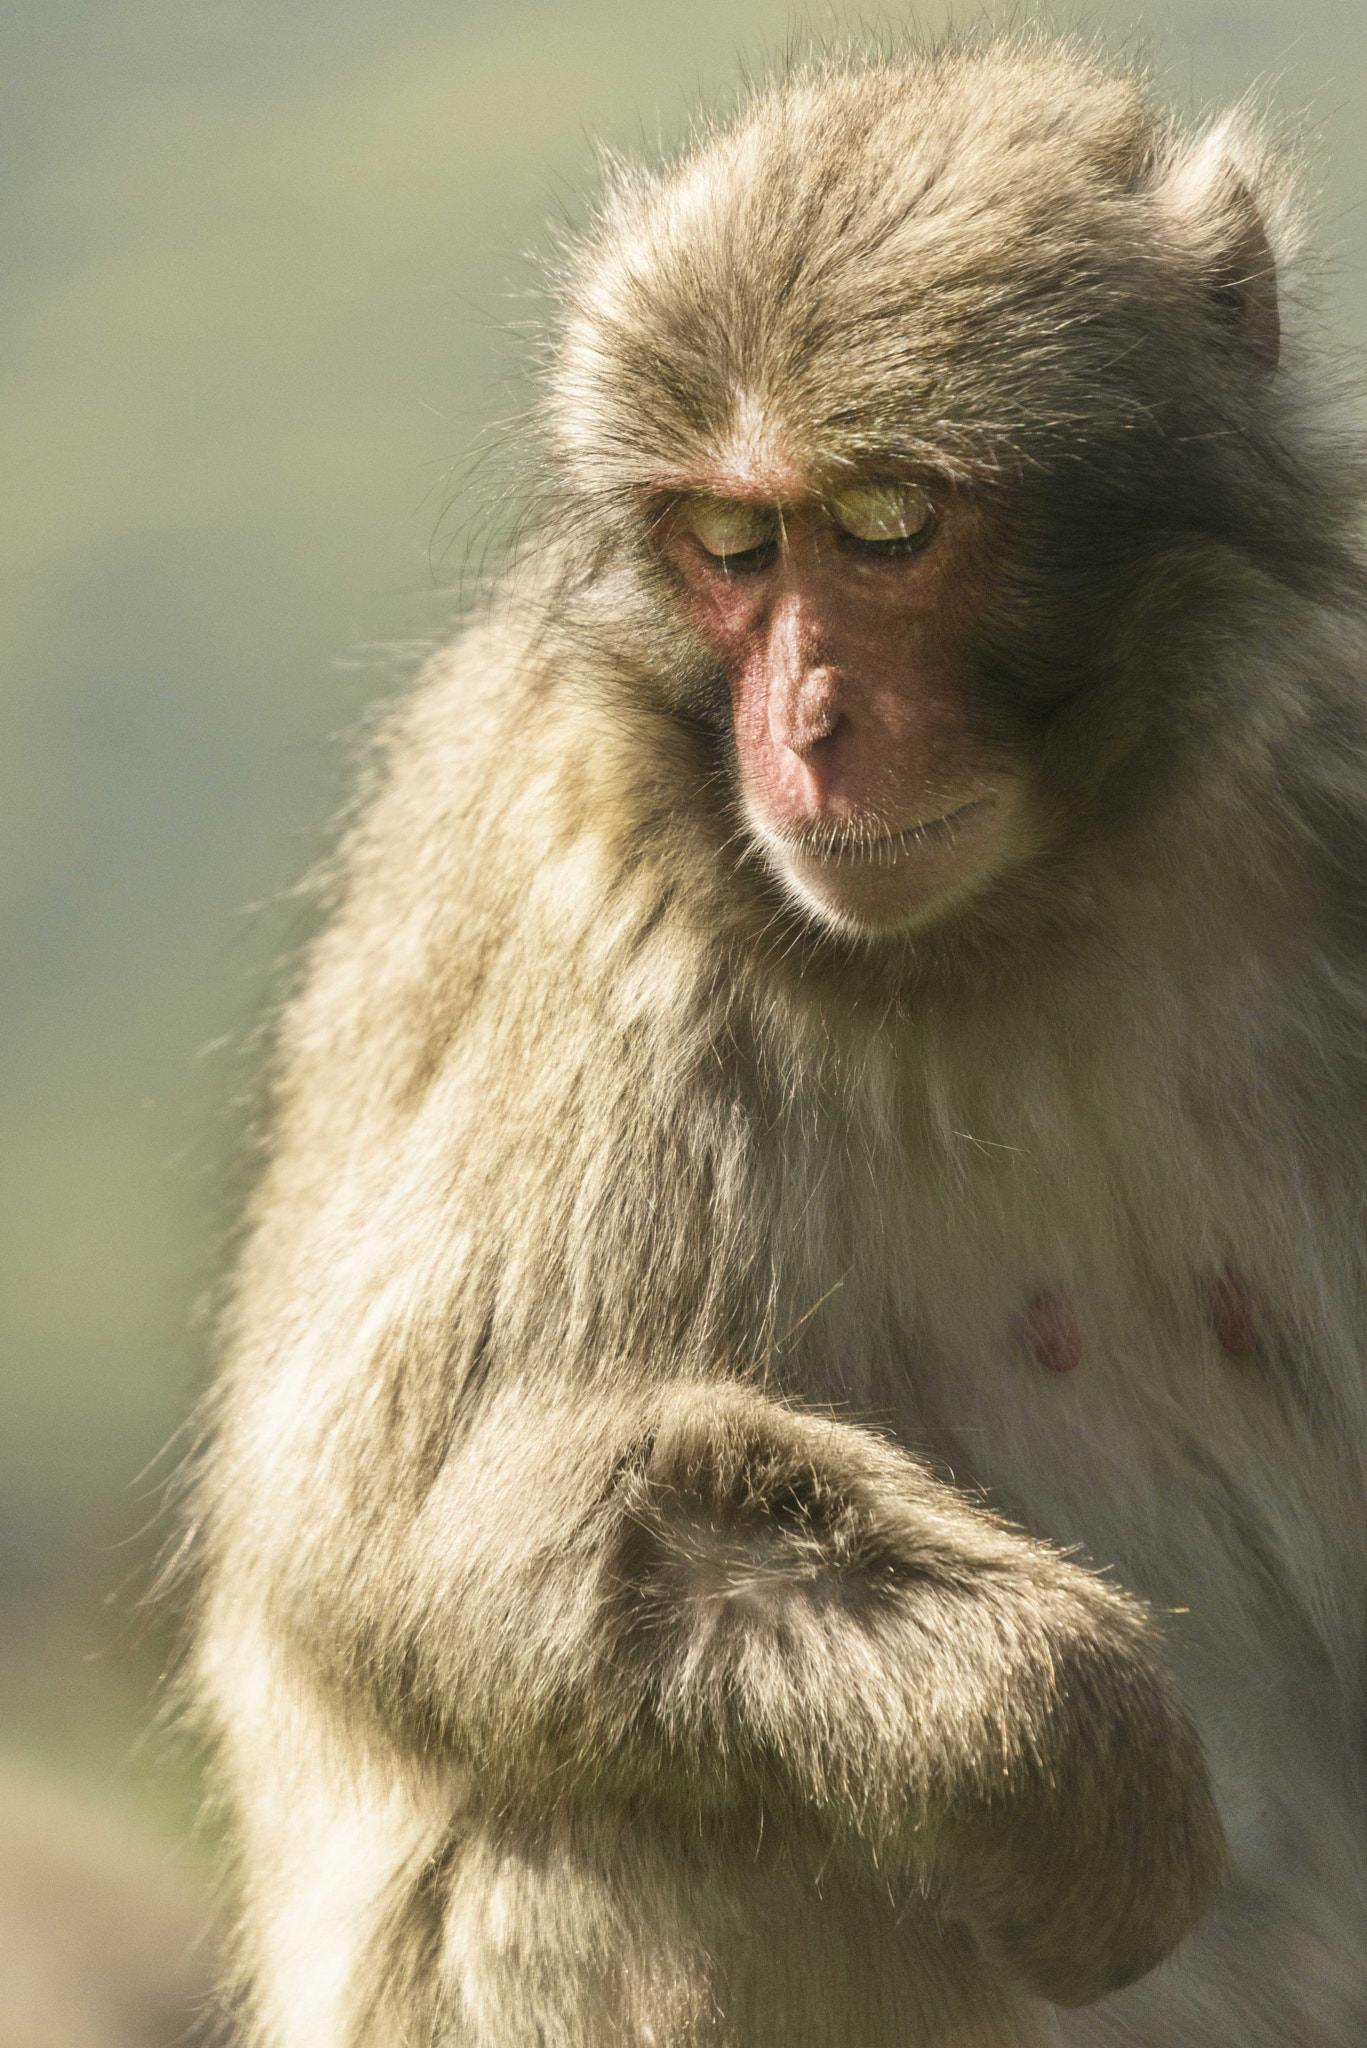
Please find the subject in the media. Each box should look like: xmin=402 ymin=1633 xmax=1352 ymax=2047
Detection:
xmin=4 ymin=0 xmax=1367 ymax=1867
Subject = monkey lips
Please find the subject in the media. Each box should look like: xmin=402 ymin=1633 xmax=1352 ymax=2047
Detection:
xmin=754 ymin=791 xmax=1016 ymax=932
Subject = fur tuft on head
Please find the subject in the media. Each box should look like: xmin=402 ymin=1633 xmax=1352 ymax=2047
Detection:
xmin=545 ymin=37 xmax=1313 ymax=534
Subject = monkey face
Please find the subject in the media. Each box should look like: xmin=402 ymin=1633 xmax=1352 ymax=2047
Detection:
xmin=652 ymin=476 xmax=1023 ymax=934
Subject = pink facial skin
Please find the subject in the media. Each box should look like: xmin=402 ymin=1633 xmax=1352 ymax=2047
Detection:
xmin=654 ymin=485 xmax=1018 ymax=934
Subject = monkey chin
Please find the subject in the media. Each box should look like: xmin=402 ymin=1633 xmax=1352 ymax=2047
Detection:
xmin=753 ymin=790 xmax=1018 ymax=939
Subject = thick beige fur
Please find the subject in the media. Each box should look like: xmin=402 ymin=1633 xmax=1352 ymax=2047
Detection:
xmin=191 ymin=35 xmax=1367 ymax=2047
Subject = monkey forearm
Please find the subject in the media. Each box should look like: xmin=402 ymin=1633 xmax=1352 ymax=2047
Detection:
xmin=238 ymin=1369 xmax=1222 ymax=1999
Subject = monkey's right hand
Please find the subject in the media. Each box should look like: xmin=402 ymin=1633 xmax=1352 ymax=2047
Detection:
xmin=604 ymin=1384 xmax=1228 ymax=2008
xmin=312 ymin=1377 xmax=1227 ymax=2013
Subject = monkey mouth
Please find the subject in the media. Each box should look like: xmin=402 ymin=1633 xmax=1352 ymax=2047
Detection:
xmin=856 ymin=801 xmax=986 ymax=861
xmin=750 ymin=789 xmax=1015 ymax=934
xmin=778 ymin=800 xmax=987 ymax=868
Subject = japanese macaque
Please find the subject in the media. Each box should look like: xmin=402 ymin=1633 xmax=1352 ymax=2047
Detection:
xmin=191 ymin=35 xmax=1367 ymax=2048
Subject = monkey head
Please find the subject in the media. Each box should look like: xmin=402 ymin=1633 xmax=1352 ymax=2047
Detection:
xmin=547 ymin=48 xmax=1292 ymax=939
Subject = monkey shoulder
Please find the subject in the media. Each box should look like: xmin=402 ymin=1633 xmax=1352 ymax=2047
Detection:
xmin=269 ymin=604 xmax=753 ymax=1167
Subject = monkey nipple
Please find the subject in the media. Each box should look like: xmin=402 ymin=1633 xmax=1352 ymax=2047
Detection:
xmin=1210 ymin=1271 xmax=1257 ymax=1356
xmin=1022 ymin=1291 xmax=1082 ymax=1374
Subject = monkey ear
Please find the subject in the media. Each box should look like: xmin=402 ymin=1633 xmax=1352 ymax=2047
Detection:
xmin=1157 ymin=133 xmax=1280 ymax=375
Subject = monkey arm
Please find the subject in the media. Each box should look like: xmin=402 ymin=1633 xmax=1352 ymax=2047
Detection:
xmin=463 ymin=1380 xmax=1225 ymax=2006
xmin=212 ymin=1316 xmax=1225 ymax=2009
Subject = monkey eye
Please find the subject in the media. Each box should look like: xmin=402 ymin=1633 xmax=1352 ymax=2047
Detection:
xmin=680 ymin=495 xmax=779 ymax=564
xmin=829 ymin=481 xmax=936 ymax=551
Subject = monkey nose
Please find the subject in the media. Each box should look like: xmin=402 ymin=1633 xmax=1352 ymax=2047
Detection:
xmin=769 ymin=669 xmax=842 ymax=756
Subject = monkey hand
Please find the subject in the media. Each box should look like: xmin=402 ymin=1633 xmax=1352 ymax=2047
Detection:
xmin=299 ymin=1373 xmax=1227 ymax=2022
xmin=588 ymin=1382 xmax=1228 ymax=2010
